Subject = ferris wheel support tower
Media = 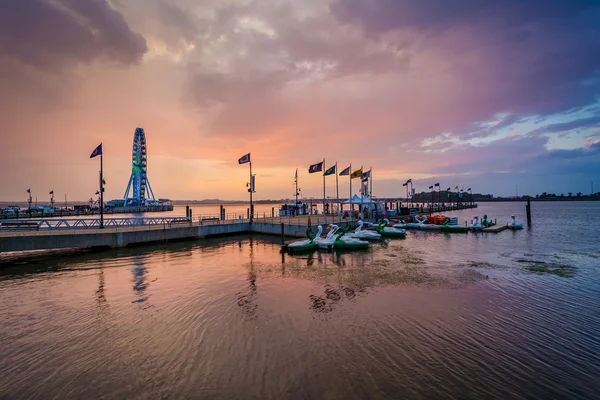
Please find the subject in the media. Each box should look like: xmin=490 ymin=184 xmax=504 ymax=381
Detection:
xmin=123 ymin=127 xmax=157 ymax=206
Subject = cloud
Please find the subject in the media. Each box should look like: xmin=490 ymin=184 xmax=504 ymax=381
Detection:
xmin=332 ymin=0 xmax=600 ymax=121
xmin=0 ymin=0 xmax=147 ymax=69
xmin=528 ymin=116 xmax=600 ymax=137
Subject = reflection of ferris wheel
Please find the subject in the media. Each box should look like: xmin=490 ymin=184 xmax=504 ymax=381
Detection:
xmin=124 ymin=128 xmax=156 ymax=206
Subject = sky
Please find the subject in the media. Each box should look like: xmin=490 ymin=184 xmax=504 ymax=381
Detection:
xmin=1 ymin=0 xmax=599 ymax=202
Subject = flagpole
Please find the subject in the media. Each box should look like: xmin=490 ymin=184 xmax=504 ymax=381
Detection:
xmin=249 ymin=160 xmax=253 ymax=224
xmin=370 ymin=166 xmax=373 ymax=198
xmin=323 ymin=158 xmax=327 ymax=224
xmin=349 ymin=163 xmax=353 ymax=223
xmin=100 ymin=145 xmax=104 ymax=229
xmin=335 ymin=161 xmax=339 ymax=222
xmin=360 ymin=165 xmax=363 ymax=221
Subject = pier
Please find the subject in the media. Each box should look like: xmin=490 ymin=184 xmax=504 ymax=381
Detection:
xmin=0 ymin=201 xmax=513 ymax=254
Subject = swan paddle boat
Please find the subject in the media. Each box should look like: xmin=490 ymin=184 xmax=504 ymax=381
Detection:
xmin=393 ymin=215 xmax=426 ymax=229
xmin=333 ymin=225 xmax=371 ymax=250
xmin=376 ymin=219 xmax=407 ymax=237
xmin=315 ymin=225 xmax=336 ymax=250
xmin=481 ymin=214 xmax=495 ymax=227
xmin=507 ymin=216 xmax=523 ymax=230
xmin=440 ymin=218 xmax=469 ymax=233
xmin=349 ymin=220 xmax=382 ymax=241
xmin=287 ymin=227 xmax=317 ymax=254
xmin=471 ymin=216 xmax=483 ymax=231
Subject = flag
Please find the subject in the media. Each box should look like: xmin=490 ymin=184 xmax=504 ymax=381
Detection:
xmin=323 ymin=164 xmax=336 ymax=176
xmin=238 ymin=153 xmax=250 ymax=164
xmin=406 ymin=178 xmax=412 ymax=183
xmin=460 ymin=189 xmax=464 ymax=192
xmin=308 ymin=161 xmax=323 ymax=173
xmin=350 ymin=168 xmax=363 ymax=179
xmin=402 ymin=182 xmax=408 ymax=186
xmin=49 ymin=191 xmax=53 ymax=195
xmin=339 ymin=166 xmax=351 ymax=176
xmin=27 ymin=188 xmax=31 ymax=193
xmin=468 ymin=188 xmax=471 ymax=191
xmin=95 ymin=191 xmax=100 ymax=195
xmin=90 ymin=144 xmax=102 ymax=158
xmin=446 ymin=187 xmax=451 ymax=191
xmin=429 ymin=185 xmax=433 ymax=189
xmin=434 ymin=183 xmax=440 ymax=187
xmin=454 ymin=185 xmax=459 ymax=190
xmin=361 ymin=169 xmax=371 ymax=180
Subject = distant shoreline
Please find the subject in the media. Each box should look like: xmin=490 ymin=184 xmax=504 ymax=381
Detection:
xmin=1 ymin=197 xmax=598 ymax=209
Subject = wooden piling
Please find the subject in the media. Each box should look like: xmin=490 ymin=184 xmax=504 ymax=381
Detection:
xmin=526 ymin=198 xmax=532 ymax=226
xmin=280 ymin=223 xmax=285 ymax=244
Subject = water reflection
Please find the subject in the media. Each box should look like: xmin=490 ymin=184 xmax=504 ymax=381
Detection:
xmin=236 ymin=238 xmax=258 ymax=318
xmin=131 ymin=256 xmax=150 ymax=305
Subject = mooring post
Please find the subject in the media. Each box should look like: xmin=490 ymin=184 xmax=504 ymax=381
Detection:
xmin=526 ymin=197 xmax=532 ymax=226
xmin=280 ymin=222 xmax=285 ymax=244
xmin=189 ymin=209 xmax=193 ymax=225
xmin=186 ymin=205 xmax=189 ymax=219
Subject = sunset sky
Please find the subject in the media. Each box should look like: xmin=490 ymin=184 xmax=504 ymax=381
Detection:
xmin=1 ymin=0 xmax=599 ymax=202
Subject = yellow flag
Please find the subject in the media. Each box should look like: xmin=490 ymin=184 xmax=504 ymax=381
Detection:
xmin=351 ymin=168 xmax=363 ymax=179
xmin=454 ymin=185 xmax=459 ymax=189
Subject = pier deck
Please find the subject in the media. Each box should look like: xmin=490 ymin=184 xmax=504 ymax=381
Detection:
xmin=0 ymin=203 xmax=517 ymax=254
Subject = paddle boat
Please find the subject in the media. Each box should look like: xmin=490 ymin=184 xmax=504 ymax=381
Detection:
xmin=481 ymin=214 xmax=495 ymax=227
xmin=334 ymin=227 xmax=370 ymax=250
xmin=393 ymin=215 xmax=425 ymax=229
xmin=287 ymin=227 xmax=317 ymax=254
xmin=315 ymin=225 xmax=336 ymax=250
xmin=440 ymin=217 xmax=469 ymax=233
xmin=471 ymin=216 xmax=483 ymax=231
xmin=376 ymin=219 xmax=407 ymax=237
xmin=507 ymin=216 xmax=523 ymax=230
xmin=349 ymin=220 xmax=382 ymax=241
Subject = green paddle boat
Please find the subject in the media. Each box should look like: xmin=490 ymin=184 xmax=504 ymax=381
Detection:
xmin=376 ymin=219 xmax=407 ymax=237
xmin=288 ymin=227 xmax=317 ymax=254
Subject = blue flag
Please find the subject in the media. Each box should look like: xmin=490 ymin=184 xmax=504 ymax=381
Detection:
xmin=90 ymin=144 xmax=102 ymax=158
xmin=323 ymin=165 xmax=336 ymax=176
xmin=339 ymin=166 xmax=350 ymax=176
xmin=308 ymin=161 xmax=323 ymax=173
xmin=434 ymin=183 xmax=440 ymax=187
xmin=238 ymin=153 xmax=250 ymax=164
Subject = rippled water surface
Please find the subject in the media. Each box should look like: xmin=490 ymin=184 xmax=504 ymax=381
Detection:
xmin=1 ymin=202 xmax=600 ymax=399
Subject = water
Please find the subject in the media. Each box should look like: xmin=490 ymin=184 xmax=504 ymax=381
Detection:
xmin=1 ymin=202 xmax=599 ymax=399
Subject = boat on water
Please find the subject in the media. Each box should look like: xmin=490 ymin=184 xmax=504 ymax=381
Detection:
xmin=393 ymin=215 xmax=426 ymax=229
xmin=471 ymin=216 xmax=483 ymax=231
xmin=441 ymin=224 xmax=469 ymax=233
xmin=315 ymin=225 xmax=336 ymax=251
xmin=507 ymin=216 xmax=523 ymax=230
xmin=331 ymin=225 xmax=370 ymax=250
xmin=287 ymin=227 xmax=317 ymax=253
xmin=376 ymin=219 xmax=407 ymax=237
xmin=348 ymin=220 xmax=382 ymax=241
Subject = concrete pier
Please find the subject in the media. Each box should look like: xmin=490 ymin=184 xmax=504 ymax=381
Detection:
xmin=0 ymin=222 xmax=250 ymax=253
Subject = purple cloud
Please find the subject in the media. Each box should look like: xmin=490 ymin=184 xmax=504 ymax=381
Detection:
xmin=0 ymin=0 xmax=147 ymax=69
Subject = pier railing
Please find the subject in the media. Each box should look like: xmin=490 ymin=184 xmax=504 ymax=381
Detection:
xmin=0 ymin=202 xmax=479 ymax=232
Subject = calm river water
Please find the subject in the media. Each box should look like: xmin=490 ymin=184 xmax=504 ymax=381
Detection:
xmin=1 ymin=202 xmax=599 ymax=399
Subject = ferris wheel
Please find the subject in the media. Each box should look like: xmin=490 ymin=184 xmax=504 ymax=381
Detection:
xmin=123 ymin=128 xmax=156 ymax=206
